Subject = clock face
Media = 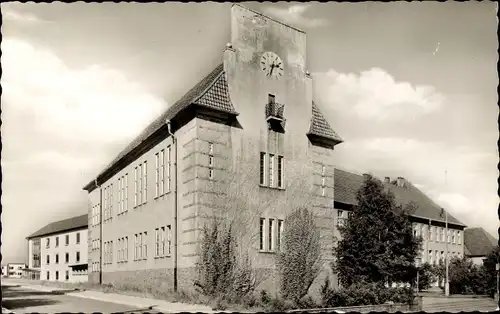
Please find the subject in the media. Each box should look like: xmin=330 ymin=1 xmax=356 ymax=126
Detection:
xmin=260 ymin=51 xmax=284 ymax=79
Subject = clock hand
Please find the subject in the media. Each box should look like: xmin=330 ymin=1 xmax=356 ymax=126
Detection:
xmin=270 ymin=64 xmax=276 ymax=76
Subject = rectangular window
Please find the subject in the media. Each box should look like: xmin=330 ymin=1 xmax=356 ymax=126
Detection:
xmin=209 ymin=142 xmax=214 ymax=155
xmin=429 ymin=250 xmax=433 ymax=264
xmin=155 ymin=152 xmax=160 ymax=198
xmin=56 ymin=271 xmax=59 ymax=280
xmin=110 ymin=241 xmax=113 ymax=264
xmin=104 ymin=186 xmax=108 ymax=220
xmin=134 ymin=167 xmax=138 ymax=207
xmin=65 ymin=270 xmax=69 ymax=281
xmin=155 ymin=228 xmax=160 ymax=257
xmin=76 ymin=251 xmax=80 ymax=263
xmin=56 ymin=237 xmax=59 ymax=247
xmin=166 ymin=226 xmax=172 ymax=255
xmin=138 ymin=164 xmax=143 ymax=205
xmin=143 ymin=161 xmax=147 ymax=203
xmin=125 ymin=236 xmax=128 ymax=261
xmin=260 ymin=153 xmax=266 ymax=185
xmin=269 ymin=219 xmax=275 ymax=251
xmin=429 ymin=226 xmax=433 ymax=241
xmin=125 ymin=174 xmax=128 ymax=211
xmin=259 ymin=218 xmax=266 ymax=251
xmin=337 ymin=210 xmax=344 ymax=227
xmin=161 ymin=226 xmax=166 ymax=256
xmin=109 ymin=184 xmax=113 ymax=218
xmin=277 ymin=219 xmax=284 ymax=251
xmin=269 ymin=154 xmax=275 ymax=187
xmin=46 ymin=238 xmax=50 ymax=248
xmin=65 ymin=235 xmax=69 ymax=246
xmin=143 ymin=232 xmax=148 ymax=259
xmin=47 ymin=271 xmax=50 ymax=280
xmin=65 ymin=253 xmax=69 ymax=263
xmin=452 ymin=230 xmax=456 ymax=244
xmin=55 ymin=254 xmax=59 ymax=264
xmin=209 ymin=169 xmax=214 ymax=180
xmin=76 ymin=232 xmax=80 ymax=244
xmin=118 ymin=178 xmax=122 ymax=214
xmin=277 ymin=156 xmax=284 ymax=188
xmin=209 ymin=156 xmax=214 ymax=167
xmin=457 ymin=231 xmax=461 ymax=245
xmin=159 ymin=149 xmax=165 ymax=195
xmin=134 ymin=234 xmax=138 ymax=260
xmin=167 ymin=146 xmax=171 ymax=192
xmin=46 ymin=255 xmax=50 ymax=265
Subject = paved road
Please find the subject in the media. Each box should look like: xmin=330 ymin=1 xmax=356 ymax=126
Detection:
xmin=1 ymin=284 xmax=147 ymax=313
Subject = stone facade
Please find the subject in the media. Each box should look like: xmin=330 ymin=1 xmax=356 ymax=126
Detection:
xmin=84 ymin=4 xmax=341 ymax=296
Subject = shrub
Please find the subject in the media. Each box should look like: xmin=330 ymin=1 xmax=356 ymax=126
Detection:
xmin=277 ymin=207 xmax=322 ymax=303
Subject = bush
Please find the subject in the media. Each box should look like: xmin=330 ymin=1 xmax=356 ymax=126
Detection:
xmin=321 ymin=279 xmax=415 ymax=308
xmin=277 ymin=208 xmax=322 ymax=303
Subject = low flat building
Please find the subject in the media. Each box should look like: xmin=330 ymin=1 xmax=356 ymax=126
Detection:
xmin=464 ymin=227 xmax=498 ymax=265
xmin=26 ymin=214 xmax=89 ymax=282
xmin=1 ymin=263 xmax=27 ymax=278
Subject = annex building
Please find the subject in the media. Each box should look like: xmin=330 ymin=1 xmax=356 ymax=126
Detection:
xmin=26 ymin=214 xmax=89 ymax=282
xmin=83 ymin=4 xmax=343 ymax=293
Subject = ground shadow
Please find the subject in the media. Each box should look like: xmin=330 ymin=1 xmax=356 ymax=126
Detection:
xmin=2 ymin=298 xmax=60 ymax=310
xmin=2 ymin=286 xmax=57 ymax=298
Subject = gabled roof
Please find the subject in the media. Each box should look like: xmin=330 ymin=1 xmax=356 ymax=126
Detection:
xmin=83 ymin=64 xmax=237 ymax=191
xmin=464 ymin=227 xmax=498 ymax=257
xmin=334 ymin=168 xmax=466 ymax=227
xmin=27 ymin=214 xmax=88 ymax=239
xmin=308 ymin=101 xmax=343 ymax=144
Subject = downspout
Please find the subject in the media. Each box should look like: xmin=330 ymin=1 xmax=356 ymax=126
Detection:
xmin=166 ymin=119 xmax=179 ymax=292
xmin=95 ymin=179 xmax=103 ymax=285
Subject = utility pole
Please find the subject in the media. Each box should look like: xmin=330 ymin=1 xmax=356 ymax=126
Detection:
xmin=444 ymin=170 xmax=449 ymax=297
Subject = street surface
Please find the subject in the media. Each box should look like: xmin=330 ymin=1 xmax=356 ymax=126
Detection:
xmin=1 ymin=284 xmax=145 ymax=313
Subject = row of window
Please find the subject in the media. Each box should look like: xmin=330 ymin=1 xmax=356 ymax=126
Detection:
xmin=259 ymin=218 xmax=284 ymax=252
xmin=117 ymin=175 xmax=129 ymax=215
xmin=91 ymin=261 xmax=100 ymax=272
xmin=46 ymin=270 xmax=70 ymax=281
xmin=45 ymin=233 xmax=81 ymax=248
xmin=426 ymin=249 xmax=462 ymax=265
xmin=91 ymin=239 xmax=100 ymax=251
xmin=259 ymin=152 xmax=285 ymax=188
xmin=103 ymin=183 xmax=114 ymax=222
xmin=155 ymin=148 xmax=172 ymax=196
xmin=104 ymin=241 xmax=114 ymax=265
xmin=91 ymin=204 xmax=101 ymax=227
xmin=413 ymin=223 xmax=462 ymax=245
xmin=45 ymin=252 xmax=81 ymax=265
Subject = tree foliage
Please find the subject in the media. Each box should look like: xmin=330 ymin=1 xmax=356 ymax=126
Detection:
xmin=416 ymin=262 xmax=437 ymax=291
xmin=277 ymin=207 xmax=322 ymax=303
xmin=194 ymin=219 xmax=256 ymax=301
xmin=334 ymin=174 xmax=422 ymax=286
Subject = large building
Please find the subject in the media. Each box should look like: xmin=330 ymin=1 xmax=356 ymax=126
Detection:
xmin=464 ymin=227 xmax=498 ymax=265
xmin=334 ymin=169 xmax=466 ymax=285
xmin=83 ymin=4 xmax=342 ymax=293
xmin=26 ymin=214 xmax=89 ymax=282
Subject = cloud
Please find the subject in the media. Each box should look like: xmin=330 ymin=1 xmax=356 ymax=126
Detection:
xmin=313 ymin=68 xmax=445 ymax=121
xmin=1 ymin=5 xmax=46 ymax=24
xmin=1 ymin=37 xmax=167 ymax=261
xmin=335 ymin=137 xmax=498 ymax=231
xmin=263 ymin=4 xmax=329 ymax=28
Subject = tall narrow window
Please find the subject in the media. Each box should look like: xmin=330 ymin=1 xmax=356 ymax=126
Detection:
xmin=66 ymin=234 xmax=69 ymax=246
xmin=277 ymin=219 xmax=284 ymax=251
xmin=155 ymin=153 xmax=160 ymax=197
xmin=209 ymin=142 xmax=214 ymax=154
xmin=337 ymin=210 xmax=344 ymax=227
xmin=277 ymin=156 xmax=284 ymax=188
xmin=321 ymin=165 xmax=326 ymax=196
xmin=160 ymin=227 xmax=165 ymax=256
xmin=134 ymin=167 xmax=138 ymax=207
xmin=109 ymin=184 xmax=113 ymax=217
xmin=260 ymin=153 xmax=266 ymax=185
xmin=124 ymin=174 xmax=128 ymax=211
xmin=166 ymin=226 xmax=172 ymax=255
xmin=259 ymin=218 xmax=266 ymax=251
xmin=159 ymin=150 xmax=165 ymax=195
xmin=143 ymin=231 xmax=148 ymax=259
xmin=76 ymin=251 xmax=80 ymax=263
xmin=269 ymin=154 xmax=275 ymax=187
xmin=134 ymin=234 xmax=138 ymax=260
xmin=125 ymin=237 xmax=128 ymax=261
xmin=110 ymin=241 xmax=113 ymax=263
xmin=143 ymin=162 xmax=147 ymax=203
xmin=269 ymin=219 xmax=275 ymax=251
xmin=457 ymin=231 xmax=461 ymax=245
xmin=167 ymin=146 xmax=171 ymax=192
xmin=155 ymin=228 xmax=160 ymax=257
xmin=118 ymin=178 xmax=122 ymax=214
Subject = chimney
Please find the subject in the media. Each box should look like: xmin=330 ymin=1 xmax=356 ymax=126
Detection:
xmin=384 ymin=177 xmax=390 ymax=183
xmin=397 ymin=176 xmax=405 ymax=187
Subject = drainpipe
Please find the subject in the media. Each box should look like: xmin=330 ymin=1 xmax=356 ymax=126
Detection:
xmin=166 ymin=119 xmax=179 ymax=292
xmin=95 ymin=179 xmax=103 ymax=285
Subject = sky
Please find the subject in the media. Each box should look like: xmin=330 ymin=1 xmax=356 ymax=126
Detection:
xmin=1 ymin=2 xmax=498 ymax=263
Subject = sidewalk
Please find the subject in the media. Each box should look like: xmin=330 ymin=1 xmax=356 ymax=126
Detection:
xmin=2 ymin=280 xmax=213 ymax=313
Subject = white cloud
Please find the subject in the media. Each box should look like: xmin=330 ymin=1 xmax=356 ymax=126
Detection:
xmin=264 ymin=4 xmax=328 ymax=29
xmin=1 ymin=37 xmax=168 ymax=261
xmin=335 ymin=137 xmax=498 ymax=231
xmin=1 ymin=5 xmax=45 ymax=24
xmin=313 ymin=68 xmax=445 ymax=121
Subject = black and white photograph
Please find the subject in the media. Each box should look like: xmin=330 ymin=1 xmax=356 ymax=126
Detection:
xmin=1 ymin=2 xmax=498 ymax=313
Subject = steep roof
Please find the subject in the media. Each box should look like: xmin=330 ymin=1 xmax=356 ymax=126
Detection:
xmin=309 ymin=101 xmax=343 ymax=144
xmin=26 ymin=214 xmax=88 ymax=239
xmin=464 ymin=227 xmax=498 ymax=257
xmin=83 ymin=64 xmax=237 ymax=191
xmin=334 ymin=168 xmax=466 ymax=227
